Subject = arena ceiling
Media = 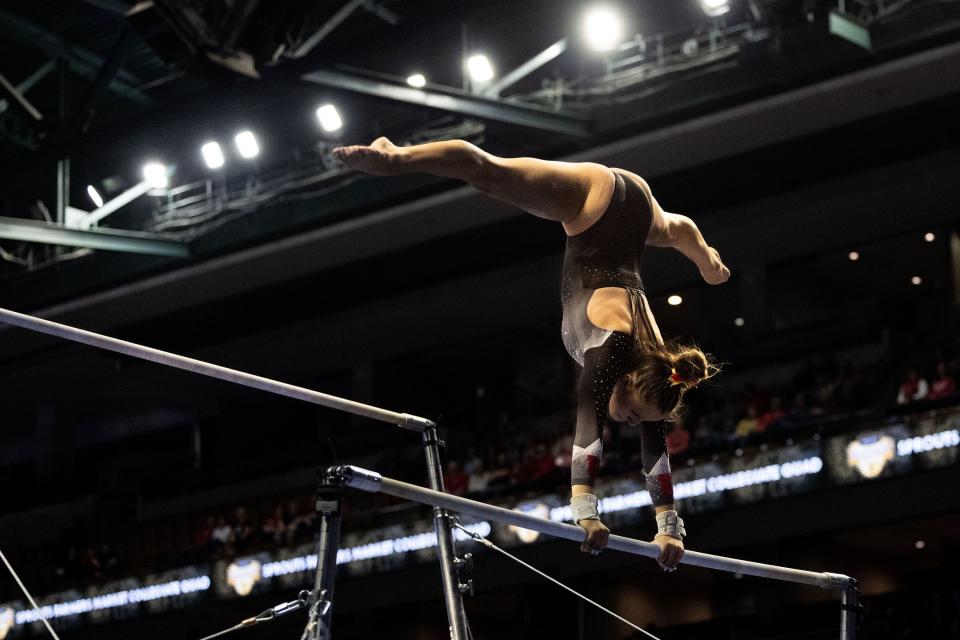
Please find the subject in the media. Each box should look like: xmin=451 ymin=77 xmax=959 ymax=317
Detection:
xmin=0 ymin=0 xmax=957 ymax=360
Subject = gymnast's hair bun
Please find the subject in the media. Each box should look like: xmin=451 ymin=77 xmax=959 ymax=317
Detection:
xmin=672 ymin=348 xmax=713 ymax=387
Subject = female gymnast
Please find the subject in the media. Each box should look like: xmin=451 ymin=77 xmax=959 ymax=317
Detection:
xmin=333 ymin=137 xmax=728 ymax=572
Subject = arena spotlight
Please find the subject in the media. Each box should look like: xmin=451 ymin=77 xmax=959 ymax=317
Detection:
xmin=86 ymin=185 xmax=104 ymax=208
xmin=924 ymin=232 xmax=936 ymax=242
xmin=734 ymin=317 xmax=745 ymax=326
xmin=466 ymin=55 xmax=494 ymax=83
xmin=201 ymin=141 xmax=225 ymax=169
xmin=316 ymin=104 xmax=343 ymax=132
xmin=583 ymin=6 xmax=624 ymax=52
xmin=667 ymin=294 xmax=683 ymax=306
xmin=911 ymin=276 xmax=922 ymax=286
xmin=234 ymin=131 xmax=260 ymax=159
xmin=407 ymin=73 xmax=426 ymax=88
xmin=915 ymin=540 xmax=926 ymax=549
xmin=848 ymin=251 xmax=860 ymax=261
xmin=700 ymin=0 xmax=731 ymax=18
xmin=142 ymin=162 xmax=169 ymax=189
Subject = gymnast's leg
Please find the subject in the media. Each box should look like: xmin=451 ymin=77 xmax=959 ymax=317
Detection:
xmin=332 ymin=137 xmax=615 ymax=231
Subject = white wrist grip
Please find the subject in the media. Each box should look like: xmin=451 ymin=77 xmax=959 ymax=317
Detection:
xmin=656 ymin=510 xmax=686 ymax=539
xmin=570 ymin=493 xmax=600 ymax=524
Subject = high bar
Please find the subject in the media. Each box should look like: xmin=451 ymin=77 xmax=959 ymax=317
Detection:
xmin=335 ymin=465 xmax=855 ymax=591
xmin=0 ymin=307 xmax=434 ymax=431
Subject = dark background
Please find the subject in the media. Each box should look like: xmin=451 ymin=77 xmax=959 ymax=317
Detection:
xmin=0 ymin=0 xmax=959 ymax=638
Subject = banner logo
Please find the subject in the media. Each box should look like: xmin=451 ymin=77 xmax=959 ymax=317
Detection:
xmin=847 ymin=434 xmax=896 ymax=478
xmin=0 ymin=607 xmax=14 ymax=640
xmin=226 ymin=559 xmax=262 ymax=597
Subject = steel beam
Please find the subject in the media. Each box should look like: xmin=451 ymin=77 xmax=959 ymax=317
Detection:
xmin=0 ymin=217 xmax=190 ymax=257
xmin=0 ymin=7 xmax=152 ymax=105
xmin=484 ymin=39 xmax=568 ymax=98
xmin=360 ymin=0 xmax=400 ymax=25
xmin=302 ymin=69 xmax=592 ymax=138
xmin=75 ymin=180 xmax=151 ymax=229
xmin=0 ymin=69 xmax=43 ymax=121
xmin=76 ymin=28 xmax=137 ymax=130
xmin=16 ymin=59 xmax=56 ymax=95
xmin=291 ymin=0 xmax=366 ymax=58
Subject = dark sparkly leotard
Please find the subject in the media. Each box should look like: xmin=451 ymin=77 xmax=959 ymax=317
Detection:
xmin=561 ymin=170 xmax=674 ymax=507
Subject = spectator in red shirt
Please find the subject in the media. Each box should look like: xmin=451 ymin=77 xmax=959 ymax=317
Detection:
xmin=897 ymin=368 xmax=929 ymax=405
xmin=261 ymin=506 xmax=286 ymax=546
xmin=529 ymin=444 xmax=556 ymax=481
xmin=928 ymin=361 xmax=956 ymax=400
xmin=443 ymin=460 xmax=469 ymax=496
xmin=194 ymin=515 xmax=215 ymax=551
xmin=756 ymin=396 xmax=786 ymax=432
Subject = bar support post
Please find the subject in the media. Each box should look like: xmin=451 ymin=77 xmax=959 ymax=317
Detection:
xmin=840 ymin=583 xmax=860 ymax=640
xmin=302 ymin=473 xmax=343 ymax=640
xmin=422 ymin=425 xmax=471 ymax=640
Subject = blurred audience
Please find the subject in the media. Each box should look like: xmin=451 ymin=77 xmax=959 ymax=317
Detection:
xmin=9 ymin=343 xmax=960 ymax=600
xmin=897 ymin=368 xmax=930 ymax=405
xmin=928 ymin=361 xmax=956 ymax=400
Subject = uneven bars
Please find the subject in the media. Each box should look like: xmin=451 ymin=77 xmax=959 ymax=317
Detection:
xmin=0 ymin=307 xmax=433 ymax=431
xmin=335 ymin=465 xmax=855 ymax=590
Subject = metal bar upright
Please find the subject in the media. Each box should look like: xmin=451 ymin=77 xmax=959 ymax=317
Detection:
xmin=56 ymin=59 xmax=70 ymax=227
xmin=421 ymin=426 xmax=470 ymax=640
xmin=840 ymin=584 xmax=860 ymax=640
xmin=303 ymin=475 xmax=343 ymax=640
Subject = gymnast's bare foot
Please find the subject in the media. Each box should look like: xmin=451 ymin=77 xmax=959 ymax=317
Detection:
xmin=332 ymin=137 xmax=400 ymax=176
xmin=699 ymin=246 xmax=731 ymax=285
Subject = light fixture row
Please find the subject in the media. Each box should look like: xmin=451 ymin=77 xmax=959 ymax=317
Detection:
xmin=200 ymin=130 xmax=261 ymax=170
xmin=399 ymin=1 xmax=733 ymax=91
xmin=123 ymin=2 xmax=733 ymax=199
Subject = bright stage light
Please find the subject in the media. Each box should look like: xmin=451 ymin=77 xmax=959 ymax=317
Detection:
xmin=848 ymin=251 xmax=860 ymax=261
xmin=700 ymin=0 xmax=731 ymax=17
xmin=86 ymin=185 xmax=104 ymax=208
xmin=407 ymin=73 xmax=426 ymax=88
xmin=924 ymin=232 xmax=936 ymax=242
xmin=915 ymin=540 xmax=926 ymax=549
xmin=911 ymin=276 xmax=922 ymax=285
xmin=234 ymin=131 xmax=259 ymax=158
xmin=142 ymin=162 xmax=168 ymax=189
xmin=583 ymin=6 xmax=624 ymax=52
xmin=316 ymin=104 xmax=343 ymax=132
xmin=734 ymin=317 xmax=745 ymax=326
xmin=466 ymin=55 xmax=494 ymax=83
xmin=667 ymin=294 xmax=683 ymax=306
xmin=201 ymin=141 xmax=225 ymax=169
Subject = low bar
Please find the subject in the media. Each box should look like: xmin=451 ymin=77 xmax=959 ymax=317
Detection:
xmin=0 ymin=307 xmax=433 ymax=431
xmin=335 ymin=466 xmax=854 ymax=591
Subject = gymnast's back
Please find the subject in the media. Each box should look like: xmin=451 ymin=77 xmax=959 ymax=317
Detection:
xmin=560 ymin=170 xmax=654 ymax=365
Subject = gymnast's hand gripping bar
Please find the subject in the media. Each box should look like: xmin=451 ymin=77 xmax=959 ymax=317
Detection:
xmin=333 ymin=465 xmax=856 ymax=591
xmin=0 ymin=307 xmax=434 ymax=431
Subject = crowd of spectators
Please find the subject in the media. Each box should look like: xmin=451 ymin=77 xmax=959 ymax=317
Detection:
xmin=53 ymin=542 xmax=121 ymax=587
xmin=437 ymin=351 xmax=960 ymax=498
xmin=897 ymin=360 xmax=957 ymax=405
xmin=188 ymin=501 xmax=317 ymax=561
xmin=6 ymin=346 xmax=959 ymax=601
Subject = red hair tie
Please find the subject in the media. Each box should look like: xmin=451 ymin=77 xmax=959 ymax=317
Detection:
xmin=669 ymin=367 xmax=699 ymax=389
xmin=668 ymin=368 xmax=685 ymax=387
